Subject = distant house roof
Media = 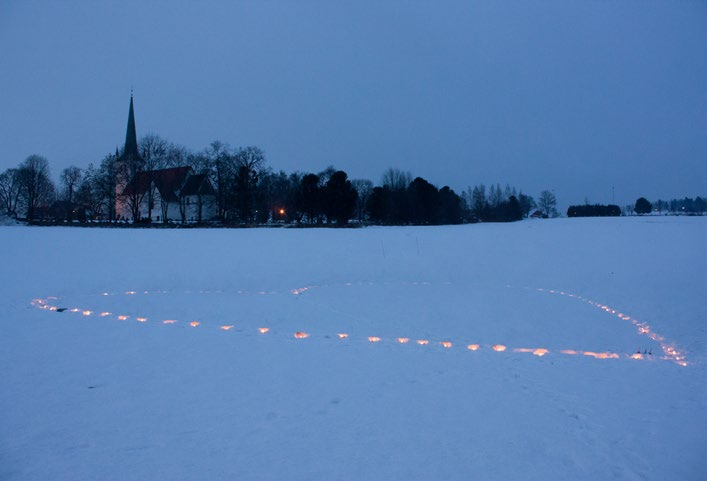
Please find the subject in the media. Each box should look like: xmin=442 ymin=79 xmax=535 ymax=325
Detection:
xmin=180 ymin=173 xmax=215 ymax=196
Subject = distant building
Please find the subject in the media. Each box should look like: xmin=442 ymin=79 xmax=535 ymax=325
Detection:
xmin=115 ymin=95 xmax=216 ymax=222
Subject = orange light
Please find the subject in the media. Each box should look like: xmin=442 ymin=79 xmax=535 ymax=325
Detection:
xmin=100 ymin=312 xmax=111 ymax=317
xmin=82 ymin=310 xmax=93 ymax=316
xmin=467 ymin=344 xmax=480 ymax=351
xmin=259 ymin=327 xmax=269 ymax=333
xmin=221 ymin=325 xmax=235 ymax=330
xmin=294 ymin=331 xmax=309 ymax=339
xmin=397 ymin=337 xmax=410 ymax=343
xmin=190 ymin=321 xmax=200 ymax=327
xmin=441 ymin=341 xmax=452 ymax=348
xmin=533 ymin=349 xmax=549 ymax=357
xmin=630 ymin=353 xmax=644 ymax=360
xmin=136 ymin=317 xmax=147 ymax=322
xmin=368 ymin=336 xmax=381 ymax=343
xmin=279 ymin=208 xmax=285 ymax=215
xmin=583 ymin=351 xmax=619 ymax=359
xmin=117 ymin=315 xmax=129 ymax=321
xmin=337 ymin=333 xmax=348 ymax=339
xmin=417 ymin=339 xmax=429 ymax=345
xmin=492 ymin=344 xmax=506 ymax=352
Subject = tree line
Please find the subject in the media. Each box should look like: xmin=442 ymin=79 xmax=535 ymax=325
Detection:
xmin=1 ymin=135 xmax=559 ymax=226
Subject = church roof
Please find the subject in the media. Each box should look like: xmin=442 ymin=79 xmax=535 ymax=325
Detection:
xmin=181 ymin=173 xmax=215 ymax=196
xmin=122 ymin=166 xmax=192 ymax=200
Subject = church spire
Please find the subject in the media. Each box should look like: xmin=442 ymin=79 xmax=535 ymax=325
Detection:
xmin=123 ymin=94 xmax=140 ymax=160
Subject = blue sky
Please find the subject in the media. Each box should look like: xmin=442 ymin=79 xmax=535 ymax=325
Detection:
xmin=1 ymin=0 xmax=705 ymax=207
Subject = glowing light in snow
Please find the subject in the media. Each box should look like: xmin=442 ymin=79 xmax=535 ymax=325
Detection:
xmin=136 ymin=317 xmax=147 ymax=322
xmin=163 ymin=320 xmax=177 ymax=324
xmin=397 ymin=337 xmax=410 ymax=343
xmin=125 ymin=291 xmax=136 ymax=295
xmin=368 ymin=336 xmax=381 ymax=343
xmin=294 ymin=332 xmax=309 ymax=339
xmin=467 ymin=344 xmax=480 ymax=351
xmin=117 ymin=315 xmax=129 ymax=321
xmin=221 ymin=325 xmax=234 ymax=330
xmin=337 ymin=333 xmax=349 ymax=339
xmin=492 ymin=345 xmax=506 ymax=352
xmin=441 ymin=341 xmax=452 ymax=348
xmin=258 ymin=327 xmax=269 ymax=333
xmin=100 ymin=312 xmax=111 ymax=317
xmin=630 ymin=353 xmax=644 ymax=360
xmin=190 ymin=321 xmax=200 ymax=327
xmin=533 ymin=349 xmax=549 ymax=356
xmin=417 ymin=340 xmax=429 ymax=345
xmin=82 ymin=310 xmax=92 ymax=316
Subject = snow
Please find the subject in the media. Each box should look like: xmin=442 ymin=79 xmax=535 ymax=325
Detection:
xmin=1 ymin=217 xmax=705 ymax=480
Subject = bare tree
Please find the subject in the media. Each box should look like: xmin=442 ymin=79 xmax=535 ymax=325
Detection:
xmin=351 ymin=178 xmax=373 ymax=222
xmin=139 ymin=134 xmax=171 ymax=222
xmin=60 ymin=165 xmax=83 ymax=221
xmin=0 ymin=168 xmax=22 ymax=218
xmin=17 ymin=155 xmax=54 ymax=220
xmin=381 ymin=167 xmax=412 ymax=191
xmin=538 ymin=190 xmax=558 ymax=218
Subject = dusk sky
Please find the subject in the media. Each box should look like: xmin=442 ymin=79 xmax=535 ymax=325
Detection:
xmin=1 ymin=0 xmax=705 ymax=208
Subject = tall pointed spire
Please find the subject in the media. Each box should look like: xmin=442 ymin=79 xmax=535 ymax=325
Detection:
xmin=123 ymin=94 xmax=140 ymax=160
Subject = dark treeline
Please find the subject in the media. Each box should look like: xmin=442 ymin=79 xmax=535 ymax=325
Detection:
xmin=2 ymin=135 xmax=556 ymax=226
xmin=567 ymin=204 xmax=621 ymax=217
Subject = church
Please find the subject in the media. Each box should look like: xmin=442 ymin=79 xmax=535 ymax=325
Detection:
xmin=115 ymin=95 xmax=217 ymax=223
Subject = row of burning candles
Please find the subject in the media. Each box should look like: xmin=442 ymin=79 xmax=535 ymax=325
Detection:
xmin=31 ymin=297 xmax=658 ymax=362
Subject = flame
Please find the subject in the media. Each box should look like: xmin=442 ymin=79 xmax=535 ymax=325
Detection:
xmin=190 ymin=321 xmax=200 ymax=327
xmin=441 ymin=341 xmax=452 ymax=348
xmin=397 ymin=337 xmax=410 ymax=343
xmin=258 ymin=327 xmax=269 ymax=333
xmin=221 ymin=325 xmax=234 ymax=330
xmin=368 ymin=336 xmax=381 ymax=343
xmin=162 ymin=320 xmax=177 ymax=324
xmin=294 ymin=331 xmax=309 ymax=339
xmin=337 ymin=333 xmax=349 ymax=339
xmin=492 ymin=344 xmax=506 ymax=352
xmin=583 ymin=351 xmax=619 ymax=359
xmin=117 ymin=315 xmax=129 ymax=321
xmin=467 ymin=344 xmax=480 ymax=351
xmin=417 ymin=339 xmax=429 ymax=345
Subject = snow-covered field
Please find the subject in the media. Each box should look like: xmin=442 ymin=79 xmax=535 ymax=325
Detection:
xmin=1 ymin=217 xmax=705 ymax=480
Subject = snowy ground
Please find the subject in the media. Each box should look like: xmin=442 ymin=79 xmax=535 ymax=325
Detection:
xmin=1 ymin=217 xmax=705 ymax=480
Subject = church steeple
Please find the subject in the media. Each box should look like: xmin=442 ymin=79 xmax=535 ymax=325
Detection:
xmin=123 ymin=94 xmax=140 ymax=160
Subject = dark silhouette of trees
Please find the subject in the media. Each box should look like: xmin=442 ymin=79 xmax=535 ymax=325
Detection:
xmin=352 ymin=179 xmax=373 ymax=222
xmin=567 ymin=204 xmax=621 ymax=217
xmin=299 ymin=173 xmax=322 ymax=224
xmin=17 ymin=155 xmax=55 ymax=220
xmin=634 ymin=197 xmax=652 ymax=215
xmin=59 ymin=165 xmax=83 ymax=221
xmin=0 ymin=168 xmax=22 ymax=218
xmin=538 ymin=190 xmax=558 ymax=218
xmin=323 ymin=170 xmax=358 ymax=225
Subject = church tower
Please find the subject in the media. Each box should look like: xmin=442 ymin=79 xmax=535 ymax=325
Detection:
xmin=116 ymin=94 xmax=144 ymax=219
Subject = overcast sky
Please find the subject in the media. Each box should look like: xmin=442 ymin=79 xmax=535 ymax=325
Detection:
xmin=1 ymin=0 xmax=705 ymax=207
